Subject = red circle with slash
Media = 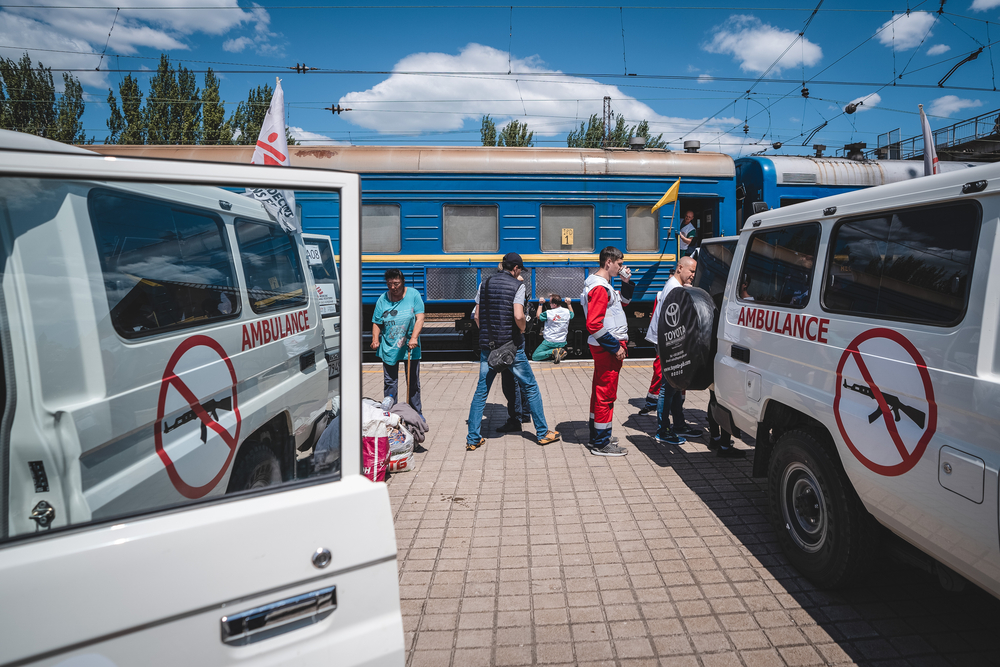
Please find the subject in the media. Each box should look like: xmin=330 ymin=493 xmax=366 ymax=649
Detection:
xmin=834 ymin=328 xmax=936 ymax=476
xmin=154 ymin=335 xmax=242 ymax=498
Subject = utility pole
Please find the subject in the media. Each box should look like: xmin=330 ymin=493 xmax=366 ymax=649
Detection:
xmin=602 ymin=96 xmax=612 ymax=148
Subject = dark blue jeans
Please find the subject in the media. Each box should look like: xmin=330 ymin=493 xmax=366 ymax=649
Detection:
xmin=467 ymin=344 xmax=547 ymax=444
xmin=656 ymin=381 xmax=685 ymax=438
xmin=383 ymin=359 xmax=421 ymax=415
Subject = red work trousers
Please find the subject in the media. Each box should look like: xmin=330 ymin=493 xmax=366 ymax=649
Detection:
xmin=644 ymin=355 xmax=662 ymax=408
xmin=589 ymin=342 xmax=625 ymax=446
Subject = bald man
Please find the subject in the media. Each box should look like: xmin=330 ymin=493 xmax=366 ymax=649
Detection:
xmin=647 ymin=257 xmax=702 ymax=446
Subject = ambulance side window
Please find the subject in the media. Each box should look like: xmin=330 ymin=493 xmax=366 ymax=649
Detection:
xmin=89 ymin=189 xmax=241 ymax=339
xmin=823 ymin=202 xmax=980 ymax=326
xmin=235 ymin=219 xmax=308 ymax=314
xmin=738 ymin=223 xmax=820 ymax=308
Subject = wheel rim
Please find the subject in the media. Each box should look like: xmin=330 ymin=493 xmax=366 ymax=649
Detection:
xmin=780 ymin=462 xmax=827 ymax=553
xmin=248 ymin=463 xmax=278 ymax=489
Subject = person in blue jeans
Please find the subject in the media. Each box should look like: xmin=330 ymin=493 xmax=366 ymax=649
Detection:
xmin=371 ymin=269 xmax=424 ymax=414
xmin=466 ymin=252 xmax=559 ymax=451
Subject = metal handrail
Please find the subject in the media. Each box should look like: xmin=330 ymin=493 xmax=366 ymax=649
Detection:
xmin=868 ymin=108 xmax=1000 ymax=160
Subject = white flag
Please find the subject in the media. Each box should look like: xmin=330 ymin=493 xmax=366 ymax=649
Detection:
xmin=919 ymin=103 xmax=939 ymax=177
xmin=244 ymin=78 xmax=298 ymax=232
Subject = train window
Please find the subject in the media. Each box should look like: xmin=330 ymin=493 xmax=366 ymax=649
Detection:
xmin=443 ymin=205 xmax=498 ymax=252
xmin=541 ymin=205 xmax=594 ymax=252
xmin=627 ymin=205 xmax=658 ymax=252
xmin=235 ymin=218 xmax=308 ymax=314
xmin=88 ymin=188 xmax=241 ymax=339
xmin=822 ymin=202 xmax=980 ymax=326
xmin=738 ymin=223 xmax=820 ymax=308
xmin=362 ymin=204 xmax=401 ymax=253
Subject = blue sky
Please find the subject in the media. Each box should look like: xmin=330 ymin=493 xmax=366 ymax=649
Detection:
xmin=3 ymin=0 xmax=1000 ymax=155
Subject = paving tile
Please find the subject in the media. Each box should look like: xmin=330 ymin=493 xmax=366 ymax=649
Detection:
xmin=381 ymin=361 xmax=1000 ymax=667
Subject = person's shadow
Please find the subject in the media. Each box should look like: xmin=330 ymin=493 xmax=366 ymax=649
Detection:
xmin=554 ymin=420 xmax=590 ymax=445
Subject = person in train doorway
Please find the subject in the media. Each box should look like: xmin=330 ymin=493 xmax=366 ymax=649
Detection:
xmin=648 ymin=256 xmax=702 ymax=446
xmin=583 ymin=247 xmax=634 ymax=456
xmin=532 ymin=294 xmax=574 ymax=363
xmin=370 ymin=269 xmax=425 ymax=415
xmin=678 ymin=210 xmax=698 ymax=257
xmin=467 ymin=253 xmax=560 ymax=451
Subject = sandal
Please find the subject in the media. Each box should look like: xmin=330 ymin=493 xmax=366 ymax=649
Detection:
xmin=538 ymin=430 xmax=561 ymax=446
xmin=466 ymin=438 xmax=485 ymax=451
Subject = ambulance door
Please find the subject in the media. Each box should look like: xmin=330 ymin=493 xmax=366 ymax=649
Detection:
xmin=303 ymin=232 xmax=342 ymax=380
xmin=0 ymin=150 xmax=403 ymax=666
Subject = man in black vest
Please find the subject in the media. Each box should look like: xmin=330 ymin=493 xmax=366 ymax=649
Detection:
xmin=466 ymin=253 xmax=560 ymax=451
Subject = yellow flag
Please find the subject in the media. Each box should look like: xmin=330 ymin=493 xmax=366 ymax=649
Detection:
xmin=651 ymin=179 xmax=680 ymax=214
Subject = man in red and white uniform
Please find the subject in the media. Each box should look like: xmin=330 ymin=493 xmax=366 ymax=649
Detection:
xmin=583 ymin=246 xmax=634 ymax=456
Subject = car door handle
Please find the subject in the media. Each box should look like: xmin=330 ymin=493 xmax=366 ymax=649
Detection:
xmin=731 ymin=345 xmax=750 ymax=363
xmin=221 ymin=585 xmax=336 ymax=645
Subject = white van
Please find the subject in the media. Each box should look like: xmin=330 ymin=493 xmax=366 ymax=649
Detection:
xmin=713 ymin=162 xmax=1000 ymax=598
xmin=0 ymin=131 xmax=404 ymax=666
xmin=302 ymin=232 xmax=341 ymax=379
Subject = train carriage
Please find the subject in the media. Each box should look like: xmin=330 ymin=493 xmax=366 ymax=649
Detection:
xmin=91 ymin=145 xmax=737 ymax=357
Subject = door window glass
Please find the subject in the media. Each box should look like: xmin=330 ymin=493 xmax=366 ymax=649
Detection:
xmin=627 ymin=205 xmax=658 ymax=252
xmin=89 ymin=189 xmax=240 ymax=338
xmin=362 ymin=204 xmax=400 ymax=253
xmin=235 ymin=219 xmax=308 ymax=314
xmin=738 ymin=223 xmax=820 ymax=307
xmin=443 ymin=205 xmax=498 ymax=252
xmin=305 ymin=238 xmax=340 ymax=317
xmin=541 ymin=205 xmax=594 ymax=252
xmin=823 ymin=202 xmax=979 ymax=325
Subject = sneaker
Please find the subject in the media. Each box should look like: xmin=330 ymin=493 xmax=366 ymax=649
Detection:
xmin=654 ymin=431 xmax=686 ymax=446
xmin=591 ymin=443 xmax=628 ymax=457
xmin=586 ymin=436 xmax=619 ymax=449
xmin=637 ymin=404 xmax=656 ymax=416
xmin=553 ymin=348 xmax=564 ymax=364
xmin=707 ymin=436 xmax=732 ymax=450
xmin=674 ymin=424 xmax=702 ymax=439
xmin=496 ymin=418 xmax=522 ymax=433
xmin=466 ymin=438 xmax=485 ymax=451
xmin=717 ymin=446 xmax=747 ymax=459
xmin=538 ymin=430 xmax=561 ymax=446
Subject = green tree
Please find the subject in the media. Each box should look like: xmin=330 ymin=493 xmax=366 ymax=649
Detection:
xmin=176 ymin=63 xmax=201 ymax=145
xmin=498 ymin=119 xmax=534 ymax=147
xmin=52 ymin=72 xmax=87 ymax=144
xmin=0 ymin=53 xmax=57 ymax=136
xmin=229 ymin=83 xmax=295 ymax=145
xmin=480 ymin=114 xmax=497 ymax=146
xmin=566 ymin=113 xmax=666 ymax=149
xmin=105 ymin=74 xmax=145 ymax=144
xmin=145 ymin=54 xmax=178 ymax=144
xmin=201 ymin=68 xmax=231 ymax=145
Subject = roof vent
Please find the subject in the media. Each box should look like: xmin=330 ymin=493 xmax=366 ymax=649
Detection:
xmin=629 ymin=136 xmax=646 ymax=151
xmin=844 ymin=142 xmax=867 ymax=161
xmin=684 ymin=140 xmax=700 ymax=153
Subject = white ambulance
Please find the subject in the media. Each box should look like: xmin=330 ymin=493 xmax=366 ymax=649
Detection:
xmin=0 ymin=131 xmax=404 ymax=665
xmin=302 ymin=232 xmax=341 ymax=379
xmin=713 ymin=162 xmax=1000 ymax=598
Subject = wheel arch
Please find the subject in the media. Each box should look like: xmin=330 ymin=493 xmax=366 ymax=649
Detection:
xmin=752 ymin=399 xmax=843 ymax=479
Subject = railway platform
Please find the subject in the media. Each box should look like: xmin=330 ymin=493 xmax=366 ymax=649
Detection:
xmin=363 ymin=360 xmax=999 ymax=666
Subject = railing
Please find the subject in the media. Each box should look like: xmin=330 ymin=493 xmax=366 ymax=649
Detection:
xmin=867 ymin=108 xmax=1000 ymax=160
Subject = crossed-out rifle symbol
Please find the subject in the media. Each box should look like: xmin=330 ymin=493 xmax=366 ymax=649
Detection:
xmin=843 ymin=380 xmax=926 ymax=430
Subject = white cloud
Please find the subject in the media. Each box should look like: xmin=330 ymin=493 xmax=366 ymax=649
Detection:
xmin=703 ymin=15 xmax=822 ymax=74
xmin=338 ymin=43 xmax=752 ymax=153
xmin=0 ymin=0 xmax=280 ymax=88
xmin=971 ymin=0 xmax=1000 ymax=11
xmin=927 ymin=44 xmax=951 ymax=56
xmin=876 ymin=12 xmax=936 ymax=51
xmin=288 ymin=126 xmax=345 ymax=145
xmin=928 ymin=95 xmax=982 ymax=117
xmin=845 ymin=93 xmax=881 ymax=113
xmin=223 ymin=36 xmax=253 ymax=53
xmin=698 ymin=74 xmax=714 ymax=84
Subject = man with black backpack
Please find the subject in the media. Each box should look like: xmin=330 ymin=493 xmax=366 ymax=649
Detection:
xmin=466 ymin=253 xmax=560 ymax=452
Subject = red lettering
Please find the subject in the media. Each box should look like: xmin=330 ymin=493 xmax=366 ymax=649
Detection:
xmin=755 ymin=309 xmax=765 ymax=329
xmin=303 ymin=310 xmax=309 ymax=330
xmin=780 ymin=314 xmax=793 ymax=336
xmin=286 ymin=314 xmax=295 ymax=335
xmin=241 ymin=325 xmax=252 ymax=351
xmin=299 ymin=311 xmax=306 ymax=330
xmin=250 ymin=321 xmax=262 ymax=347
xmin=806 ymin=317 xmax=818 ymax=341
xmin=276 ymin=316 xmax=285 ymax=339
xmin=263 ymin=320 xmax=272 ymax=343
xmin=818 ymin=318 xmax=829 ymax=344
xmin=765 ymin=311 xmax=777 ymax=332
xmin=738 ymin=307 xmax=745 ymax=326
xmin=793 ymin=314 xmax=805 ymax=339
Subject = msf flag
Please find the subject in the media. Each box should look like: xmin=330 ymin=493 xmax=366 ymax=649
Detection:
xmin=919 ymin=103 xmax=939 ymax=177
xmin=244 ymin=79 xmax=298 ymax=232
xmin=651 ymin=179 xmax=680 ymax=214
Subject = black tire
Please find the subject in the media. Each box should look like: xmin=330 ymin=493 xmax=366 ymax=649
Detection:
xmin=227 ymin=442 xmax=282 ymax=492
xmin=768 ymin=429 xmax=878 ymax=588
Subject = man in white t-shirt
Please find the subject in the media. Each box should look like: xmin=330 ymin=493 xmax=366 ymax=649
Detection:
xmin=532 ymin=294 xmax=574 ymax=363
xmin=678 ymin=210 xmax=697 ymax=257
